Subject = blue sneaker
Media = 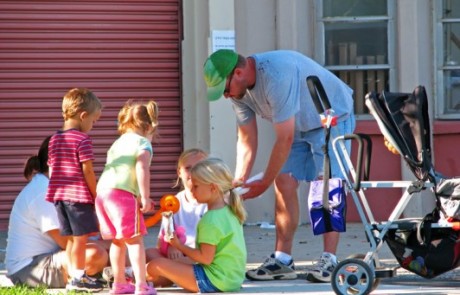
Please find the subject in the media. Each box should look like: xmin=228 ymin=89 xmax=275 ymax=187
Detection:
xmin=305 ymin=253 xmax=338 ymax=283
xmin=66 ymin=273 xmax=104 ymax=292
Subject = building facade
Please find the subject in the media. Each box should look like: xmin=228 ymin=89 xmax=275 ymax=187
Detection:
xmin=183 ymin=0 xmax=460 ymax=223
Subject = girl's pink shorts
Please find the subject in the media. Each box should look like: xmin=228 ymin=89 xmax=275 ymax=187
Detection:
xmin=95 ymin=188 xmax=147 ymax=240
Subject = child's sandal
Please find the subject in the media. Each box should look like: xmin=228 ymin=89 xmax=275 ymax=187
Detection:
xmin=135 ymin=282 xmax=157 ymax=295
xmin=110 ymin=282 xmax=135 ymax=294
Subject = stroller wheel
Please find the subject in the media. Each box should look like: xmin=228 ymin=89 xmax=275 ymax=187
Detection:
xmin=331 ymin=258 xmax=374 ymax=295
xmin=346 ymin=254 xmax=381 ymax=291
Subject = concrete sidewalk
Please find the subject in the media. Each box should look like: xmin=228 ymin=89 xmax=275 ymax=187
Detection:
xmin=2 ymin=223 xmax=460 ymax=294
xmin=0 ymin=222 xmax=391 ymax=271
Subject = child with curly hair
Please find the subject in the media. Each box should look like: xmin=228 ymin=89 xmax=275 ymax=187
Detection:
xmin=96 ymin=100 xmax=159 ymax=295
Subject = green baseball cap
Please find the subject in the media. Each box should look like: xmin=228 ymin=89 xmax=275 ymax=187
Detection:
xmin=203 ymin=49 xmax=238 ymax=101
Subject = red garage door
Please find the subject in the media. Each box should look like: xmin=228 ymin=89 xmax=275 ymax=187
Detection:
xmin=0 ymin=0 xmax=183 ymax=229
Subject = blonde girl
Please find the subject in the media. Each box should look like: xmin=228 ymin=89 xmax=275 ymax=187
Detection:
xmin=146 ymin=148 xmax=208 ymax=287
xmin=146 ymin=158 xmax=247 ymax=293
xmin=96 ymin=100 xmax=159 ymax=295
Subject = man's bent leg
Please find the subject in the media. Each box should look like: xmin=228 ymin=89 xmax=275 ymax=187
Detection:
xmin=245 ymin=173 xmax=299 ymax=281
xmin=274 ymin=173 xmax=300 ymax=255
xmin=8 ymin=251 xmax=68 ymax=288
xmin=85 ymin=242 xmax=109 ymax=276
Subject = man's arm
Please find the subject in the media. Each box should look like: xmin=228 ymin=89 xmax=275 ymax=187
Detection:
xmin=242 ymin=116 xmax=295 ymax=200
xmin=46 ymin=229 xmax=68 ymax=249
xmin=235 ymin=117 xmax=258 ymax=182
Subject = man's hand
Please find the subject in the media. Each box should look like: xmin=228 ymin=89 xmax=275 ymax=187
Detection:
xmin=241 ymin=179 xmax=270 ymax=200
xmin=233 ymin=172 xmax=266 ymax=200
xmin=239 ymin=117 xmax=294 ymax=200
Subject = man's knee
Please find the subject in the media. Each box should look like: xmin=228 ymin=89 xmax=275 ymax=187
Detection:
xmin=275 ymin=173 xmax=299 ymax=193
xmin=85 ymin=243 xmax=109 ymax=274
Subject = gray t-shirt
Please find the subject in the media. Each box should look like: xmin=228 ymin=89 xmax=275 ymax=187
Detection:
xmin=231 ymin=50 xmax=354 ymax=132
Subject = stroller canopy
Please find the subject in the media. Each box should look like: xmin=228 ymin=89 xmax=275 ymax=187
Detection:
xmin=365 ymin=86 xmax=433 ymax=181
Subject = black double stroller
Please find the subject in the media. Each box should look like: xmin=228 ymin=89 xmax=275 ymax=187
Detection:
xmin=308 ymin=77 xmax=460 ymax=295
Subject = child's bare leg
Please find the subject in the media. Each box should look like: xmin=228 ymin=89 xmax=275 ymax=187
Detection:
xmin=145 ymin=248 xmax=165 ymax=284
xmin=110 ymin=239 xmax=128 ymax=284
xmin=146 ymin=257 xmax=197 ymax=292
xmin=145 ymin=247 xmax=193 ymax=287
xmin=66 ymin=238 xmax=74 ymax=275
xmin=71 ymin=235 xmax=88 ymax=273
xmin=125 ymin=236 xmax=147 ymax=285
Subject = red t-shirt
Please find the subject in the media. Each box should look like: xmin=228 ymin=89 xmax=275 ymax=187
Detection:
xmin=46 ymin=129 xmax=95 ymax=204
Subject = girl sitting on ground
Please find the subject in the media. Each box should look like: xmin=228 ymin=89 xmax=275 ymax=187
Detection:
xmin=146 ymin=158 xmax=247 ymax=293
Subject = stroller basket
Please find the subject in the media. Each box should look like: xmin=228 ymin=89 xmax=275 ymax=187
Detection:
xmin=384 ymin=219 xmax=460 ymax=278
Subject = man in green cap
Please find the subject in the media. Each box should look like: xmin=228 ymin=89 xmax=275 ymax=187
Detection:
xmin=203 ymin=49 xmax=355 ymax=283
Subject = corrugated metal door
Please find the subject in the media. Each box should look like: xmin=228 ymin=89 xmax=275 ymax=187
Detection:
xmin=0 ymin=0 xmax=183 ymax=229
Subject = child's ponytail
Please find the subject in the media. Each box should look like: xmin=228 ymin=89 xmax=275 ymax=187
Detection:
xmin=226 ymin=189 xmax=247 ymax=224
xmin=117 ymin=99 xmax=160 ymax=141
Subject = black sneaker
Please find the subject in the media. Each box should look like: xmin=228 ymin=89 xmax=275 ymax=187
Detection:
xmin=246 ymin=253 xmax=297 ymax=281
xmin=66 ymin=273 xmax=104 ymax=292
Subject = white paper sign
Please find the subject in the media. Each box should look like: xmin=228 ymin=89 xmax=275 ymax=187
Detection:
xmin=212 ymin=30 xmax=235 ymax=52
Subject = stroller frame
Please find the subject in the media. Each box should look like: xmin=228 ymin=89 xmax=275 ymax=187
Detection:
xmin=307 ymin=77 xmax=460 ymax=295
xmin=331 ymin=134 xmax=436 ymax=295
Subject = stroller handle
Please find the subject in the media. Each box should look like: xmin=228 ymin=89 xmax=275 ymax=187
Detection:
xmin=306 ymin=75 xmax=332 ymax=114
xmin=342 ymin=133 xmax=372 ymax=191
